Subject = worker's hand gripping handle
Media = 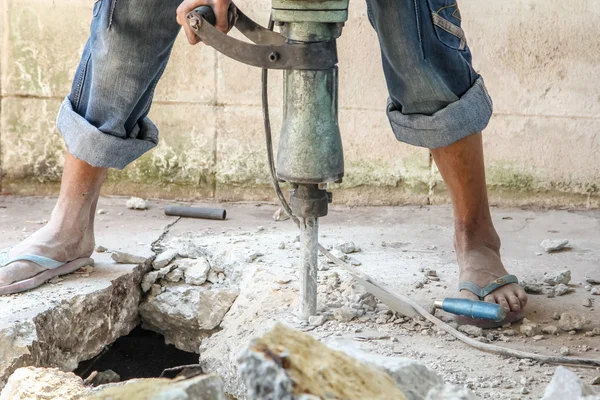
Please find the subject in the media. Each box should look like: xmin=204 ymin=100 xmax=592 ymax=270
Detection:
xmin=434 ymin=298 xmax=507 ymax=321
xmin=188 ymin=4 xmax=237 ymax=30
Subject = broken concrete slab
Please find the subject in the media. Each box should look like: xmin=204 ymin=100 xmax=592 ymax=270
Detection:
xmin=199 ymin=268 xmax=299 ymax=397
xmin=140 ymin=283 xmax=239 ymax=353
xmin=0 ymin=197 xmax=176 ymax=391
xmin=237 ymin=323 xmax=409 ymax=400
xmin=0 ymin=253 xmax=150 ymax=391
xmin=0 ymin=367 xmax=227 ymax=400
xmin=112 ymin=251 xmax=149 ymax=265
xmin=153 ymin=249 xmax=178 ymax=270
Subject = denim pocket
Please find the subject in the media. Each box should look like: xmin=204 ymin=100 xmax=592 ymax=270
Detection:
xmin=93 ymin=0 xmax=103 ymax=17
xmin=426 ymin=0 xmax=467 ymax=51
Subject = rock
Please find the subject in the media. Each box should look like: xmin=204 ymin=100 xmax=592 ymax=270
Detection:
xmin=97 ymin=209 xmax=107 ymax=215
xmin=585 ymin=285 xmax=592 ymax=291
xmin=1 ymin=262 xmax=147 ymax=390
xmin=541 ymin=366 xmax=598 ymax=399
xmin=141 ymin=270 xmax=164 ymax=292
xmin=540 ymin=239 xmax=570 ymax=253
xmin=559 ymin=313 xmax=588 ymax=331
xmin=308 ymin=315 xmax=326 ymax=326
xmin=520 ymin=387 xmax=530 ymax=395
xmin=244 ymin=251 xmax=263 ymax=263
xmin=522 ymin=281 xmax=544 ymax=294
xmin=0 ymin=367 xmax=226 ymax=400
xmin=278 ymin=242 xmax=286 ymax=249
xmin=520 ymin=319 xmax=540 ymax=337
xmin=543 ymin=269 xmax=572 ymax=286
xmin=199 ymin=269 xmax=299 ymax=398
xmin=425 ymin=384 xmax=478 ymax=400
xmin=592 ymin=377 xmax=600 ymax=385
xmin=582 ymin=298 xmax=593 ymax=307
xmin=0 ymin=367 xmax=88 ymax=400
xmin=273 ymin=208 xmax=290 ymax=222
xmin=542 ymin=325 xmax=558 ymax=335
xmin=89 ymin=374 xmax=227 ymax=400
xmin=333 ymin=306 xmax=358 ymax=322
xmin=325 ymin=337 xmax=477 ymax=400
xmin=165 ymin=268 xmax=184 ymax=283
xmin=87 ymin=369 xmax=120 ymax=386
xmin=125 ymin=197 xmax=147 ymax=210
xmin=150 ymin=284 xmax=162 ymax=297
xmin=457 ymin=325 xmax=483 ymax=337
xmin=95 ymin=245 xmax=108 ymax=253
xmin=140 ymin=285 xmax=239 ymax=352
xmin=554 ymin=283 xmax=574 ymax=296
xmin=178 ymin=258 xmax=211 ymax=286
xmin=532 ymin=335 xmax=545 ymax=341
xmin=336 ymin=241 xmax=361 ymax=254
xmin=276 ymin=275 xmax=294 ymax=285
xmin=237 ymin=324 xmax=409 ymax=400
xmin=153 ymin=249 xmax=178 ymax=270
xmin=591 ymin=288 xmax=600 ymax=295
xmin=545 ymin=287 xmax=556 ymax=298
xmin=111 ymin=251 xmax=148 ymax=265
xmin=552 ymin=312 xmax=561 ymax=320
xmin=585 ymin=274 xmax=600 ymax=285
xmin=560 ymin=347 xmax=570 ymax=356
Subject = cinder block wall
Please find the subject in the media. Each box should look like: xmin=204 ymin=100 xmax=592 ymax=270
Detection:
xmin=1 ymin=0 xmax=598 ymax=207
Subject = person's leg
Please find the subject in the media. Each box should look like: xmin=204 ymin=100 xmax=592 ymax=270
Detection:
xmin=0 ymin=0 xmax=182 ymax=289
xmin=365 ymin=0 xmax=527 ymax=313
xmin=431 ymin=134 xmax=527 ymax=312
xmin=0 ymin=154 xmax=106 ymax=286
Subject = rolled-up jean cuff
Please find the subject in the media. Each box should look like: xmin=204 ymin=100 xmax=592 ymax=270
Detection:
xmin=387 ymin=77 xmax=493 ymax=149
xmin=56 ymin=97 xmax=158 ymax=170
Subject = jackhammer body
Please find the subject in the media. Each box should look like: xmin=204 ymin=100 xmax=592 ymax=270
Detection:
xmin=188 ymin=0 xmax=348 ymax=320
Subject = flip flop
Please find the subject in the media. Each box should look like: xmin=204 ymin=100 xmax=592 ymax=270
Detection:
xmin=456 ymin=274 xmax=526 ymax=328
xmin=0 ymin=249 xmax=94 ymax=295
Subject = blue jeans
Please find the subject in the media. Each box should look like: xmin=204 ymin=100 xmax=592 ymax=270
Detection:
xmin=57 ymin=0 xmax=493 ymax=169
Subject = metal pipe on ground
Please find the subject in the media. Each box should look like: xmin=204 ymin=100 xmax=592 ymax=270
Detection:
xmin=164 ymin=205 xmax=227 ymax=220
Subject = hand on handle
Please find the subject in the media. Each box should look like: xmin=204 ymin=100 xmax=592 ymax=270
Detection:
xmin=177 ymin=0 xmax=232 ymax=44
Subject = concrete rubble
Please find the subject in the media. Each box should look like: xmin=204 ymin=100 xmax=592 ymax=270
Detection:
xmin=540 ymin=239 xmax=570 ymax=253
xmin=0 ymin=367 xmax=226 ymax=400
xmin=541 ymin=366 xmax=600 ymax=400
xmin=125 ymin=197 xmax=147 ymax=210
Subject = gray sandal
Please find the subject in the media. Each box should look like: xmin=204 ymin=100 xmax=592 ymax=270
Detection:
xmin=0 ymin=249 xmax=94 ymax=295
xmin=458 ymin=274 xmax=520 ymax=300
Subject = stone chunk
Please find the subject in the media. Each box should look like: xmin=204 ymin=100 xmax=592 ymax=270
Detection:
xmin=541 ymin=366 xmax=598 ymax=399
xmin=273 ymin=208 xmax=290 ymax=222
xmin=520 ymin=319 xmax=540 ymax=337
xmin=541 ymin=325 xmax=558 ymax=335
xmin=457 ymin=325 xmax=483 ymax=337
xmin=554 ymin=283 xmax=574 ymax=296
xmin=308 ymin=315 xmax=326 ymax=326
xmin=178 ymin=258 xmax=211 ymax=286
xmin=559 ymin=313 xmax=588 ymax=331
xmin=140 ymin=285 xmax=239 ymax=352
xmin=591 ymin=287 xmax=600 ymax=295
xmin=0 ymin=367 xmax=87 ymax=400
xmin=543 ymin=269 xmax=572 ymax=286
xmin=521 ymin=281 xmax=544 ymax=294
xmin=333 ymin=307 xmax=358 ymax=322
xmin=153 ymin=249 xmax=178 ymax=270
xmin=126 ymin=197 xmax=147 ymax=210
xmin=336 ymin=241 xmax=361 ymax=254
xmin=540 ymin=239 xmax=570 ymax=253
xmin=237 ymin=324 xmax=408 ymax=400
xmin=582 ymin=298 xmax=592 ymax=307
xmin=111 ymin=251 xmax=148 ymax=265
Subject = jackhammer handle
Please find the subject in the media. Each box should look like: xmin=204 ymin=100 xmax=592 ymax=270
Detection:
xmin=188 ymin=4 xmax=237 ymax=29
xmin=434 ymin=298 xmax=507 ymax=321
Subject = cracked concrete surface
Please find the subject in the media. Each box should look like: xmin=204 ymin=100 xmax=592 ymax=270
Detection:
xmin=0 ymin=196 xmax=599 ymax=398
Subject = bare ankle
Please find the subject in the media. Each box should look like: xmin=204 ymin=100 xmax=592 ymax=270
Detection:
xmin=454 ymin=222 xmax=501 ymax=253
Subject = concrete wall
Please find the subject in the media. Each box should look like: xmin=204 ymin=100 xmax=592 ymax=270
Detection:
xmin=1 ymin=0 xmax=598 ymax=207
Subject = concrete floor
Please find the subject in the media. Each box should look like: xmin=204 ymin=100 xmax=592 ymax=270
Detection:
xmin=1 ymin=196 xmax=599 ymax=398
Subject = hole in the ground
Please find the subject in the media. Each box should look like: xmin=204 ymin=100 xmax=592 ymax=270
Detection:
xmin=74 ymin=326 xmax=199 ymax=384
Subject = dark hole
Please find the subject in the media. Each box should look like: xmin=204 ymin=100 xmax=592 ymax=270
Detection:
xmin=74 ymin=326 xmax=199 ymax=382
